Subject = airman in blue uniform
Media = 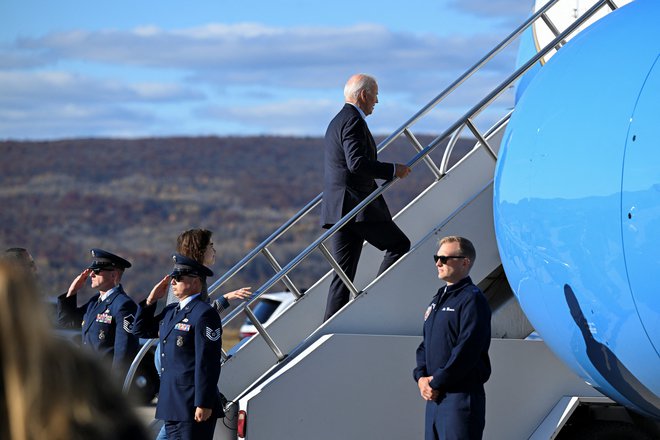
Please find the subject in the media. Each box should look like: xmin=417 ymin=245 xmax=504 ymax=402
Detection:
xmin=56 ymin=248 xmax=139 ymax=379
xmin=413 ymin=236 xmax=491 ymax=440
xmin=134 ymin=254 xmax=223 ymax=440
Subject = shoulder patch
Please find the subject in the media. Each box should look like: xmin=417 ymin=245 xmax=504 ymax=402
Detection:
xmin=205 ymin=327 xmax=222 ymax=341
xmin=123 ymin=314 xmax=135 ymax=333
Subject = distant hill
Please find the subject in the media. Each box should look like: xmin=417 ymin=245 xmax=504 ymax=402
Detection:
xmin=0 ymin=135 xmax=472 ymax=308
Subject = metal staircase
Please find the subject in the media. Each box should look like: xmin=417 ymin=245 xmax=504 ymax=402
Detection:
xmin=123 ymin=0 xmax=623 ymax=431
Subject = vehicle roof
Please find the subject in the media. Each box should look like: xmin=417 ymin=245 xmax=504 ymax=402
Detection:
xmin=258 ymin=291 xmax=296 ymax=301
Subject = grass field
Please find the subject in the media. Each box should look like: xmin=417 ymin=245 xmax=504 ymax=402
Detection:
xmin=223 ymin=326 xmax=242 ymax=351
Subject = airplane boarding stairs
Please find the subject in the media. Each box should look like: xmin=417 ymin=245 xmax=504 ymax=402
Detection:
xmin=219 ymin=132 xmax=505 ymax=399
xmin=212 ymin=0 xmax=619 ymax=411
xmin=121 ymin=1 xmax=624 ymax=438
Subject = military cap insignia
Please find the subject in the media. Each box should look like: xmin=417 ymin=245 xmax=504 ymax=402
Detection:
xmin=99 ymin=329 xmax=106 ymax=340
xmin=206 ymin=327 xmax=221 ymax=341
xmin=123 ymin=314 xmax=135 ymax=333
xmin=176 ymin=335 xmax=184 ymax=347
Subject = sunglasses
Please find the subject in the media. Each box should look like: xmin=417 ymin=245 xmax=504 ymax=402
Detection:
xmin=171 ymin=273 xmax=199 ymax=283
xmin=91 ymin=267 xmax=114 ymax=275
xmin=433 ymin=255 xmax=466 ymax=264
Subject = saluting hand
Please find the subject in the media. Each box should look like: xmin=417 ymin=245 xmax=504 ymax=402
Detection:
xmin=194 ymin=407 xmax=212 ymax=422
xmin=146 ymin=275 xmax=171 ymax=306
xmin=224 ymin=287 xmax=252 ymax=302
xmin=67 ymin=269 xmax=92 ymax=297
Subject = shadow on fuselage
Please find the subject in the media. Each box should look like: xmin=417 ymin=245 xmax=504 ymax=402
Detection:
xmin=564 ymin=284 xmax=660 ymax=418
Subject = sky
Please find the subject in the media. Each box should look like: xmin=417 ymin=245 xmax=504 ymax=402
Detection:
xmin=0 ymin=0 xmax=532 ymax=140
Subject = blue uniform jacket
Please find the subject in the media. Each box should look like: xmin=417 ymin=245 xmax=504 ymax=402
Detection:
xmin=56 ymin=285 xmax=139 ymax=377
xmin=321 ymin=104 xmax=394 ymax=227
xmin=413 ymin=277 xmax=491 ymax=393
xmin=133 ymin=296 xmax=223 ymax=421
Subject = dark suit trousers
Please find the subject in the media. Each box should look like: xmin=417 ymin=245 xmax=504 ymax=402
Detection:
xmin=165 ymin=419 xmax=216 ymax=440
xmin=324 ymin=220 xmax=410 ymax=321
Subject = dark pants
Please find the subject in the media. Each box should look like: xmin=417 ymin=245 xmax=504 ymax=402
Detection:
xmin=164 ymin=419 xmax=216 ymax=440
xmin=324 ymin=220 xmax=410 ymax=321
xmin=425 ymin=391 xmax=486 ymax=440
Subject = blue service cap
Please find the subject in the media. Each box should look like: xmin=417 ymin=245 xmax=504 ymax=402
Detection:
xmin=169 ymin=253 xmax=213 ymax=279
xmin=88 ymin=248 xmax=132 ymax=270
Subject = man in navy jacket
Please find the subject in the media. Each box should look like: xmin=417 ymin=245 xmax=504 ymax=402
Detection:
xmin=134 ymin=254 xmax=222 ymax=440
xmin=413 ymin=236 xmax=491 ymax=440
xmin=57 ymin=248 xmax=138 ymax=379
xmin=321 ymin=73 xmax=412 ymax=320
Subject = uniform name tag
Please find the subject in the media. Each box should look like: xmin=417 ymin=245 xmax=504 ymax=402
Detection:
xmin=441 ymin=307 xmax=455 ymax=312
xmin=96 ymin=313 xmax=113 ymax=324
xmin=175 ymin=323 xmax=191 ymax=332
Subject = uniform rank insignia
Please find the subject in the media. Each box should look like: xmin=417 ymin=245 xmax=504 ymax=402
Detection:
xmin=99 ymin=329 xmax=106 ymax=340
xmin=206 ymin=327 xmax=221 ymax=341
xmin=176 ymin=335 xmax=184 ymax=347
xmin=96 ymin=313 xmax=113 ymax=324
xmin=123 ymin=314 xmax=135 ymax=333
xmin=175 ymin=323 xmax=191 ymax=332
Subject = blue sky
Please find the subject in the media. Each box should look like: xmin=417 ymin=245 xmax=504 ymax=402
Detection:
xmin=0 ymin=0 xmax=531 ymax=139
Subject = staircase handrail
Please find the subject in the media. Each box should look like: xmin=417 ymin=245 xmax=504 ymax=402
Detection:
xmin=123 ymin=0 xmax=618 ymax=393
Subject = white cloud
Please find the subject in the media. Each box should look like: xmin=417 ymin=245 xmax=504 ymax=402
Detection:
xmin=197 ymin=98 xmax=338 ymax=135
xmin=14 ymin=23 xmax=509 ymax=83
xmin=0 ymin=71 xmax=203 ymax=106
xmin=1 ymin=22 xmax=522 ymax=139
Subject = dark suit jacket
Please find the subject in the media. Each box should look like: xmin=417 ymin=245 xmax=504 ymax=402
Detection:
xmin=134 ymin=296 xmax=223 ymax=421
xmin=321 ymin=104 xmax=394 ymax=227
xmin=57 ymin=285 xmax=139 ymax=376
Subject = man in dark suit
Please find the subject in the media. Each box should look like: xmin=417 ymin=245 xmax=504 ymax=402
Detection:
xmin=321 ymin=73 xmax=412 ymax=321
xmin=134 ymin=254 xmax=223 ymax=440
xmin=56 ymin=248 xmax=139 ymax=378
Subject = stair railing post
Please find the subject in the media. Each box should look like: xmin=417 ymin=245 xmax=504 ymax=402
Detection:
xmin=318 ymin=242 xmax=360 ymax=300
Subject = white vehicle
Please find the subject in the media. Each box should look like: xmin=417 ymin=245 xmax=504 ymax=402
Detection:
xmin=238 ymin=291 xmax=297 ymax=339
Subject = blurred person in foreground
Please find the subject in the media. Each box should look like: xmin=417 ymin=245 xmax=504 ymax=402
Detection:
xmin=3 ymin=247 xmax=37 ymax=274
xmin=56 ymin=248 xmax=139 ymax=379
xmin=134 ymin=254 xmax=223 ymax=440
xmin=0 ymin=261 xmax=148 ymax=440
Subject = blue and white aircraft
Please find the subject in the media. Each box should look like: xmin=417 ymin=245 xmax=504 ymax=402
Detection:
xmin=495 ymin=0 xmax=660 ymax=420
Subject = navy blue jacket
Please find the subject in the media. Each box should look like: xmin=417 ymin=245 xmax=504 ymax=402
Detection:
xmin=56 ymin=285 xmax=139 ymax=377
xmin=413 ymin=277 xmax=491 ymax=393
xmin=133 ymin=296 xmax=223 ymax=421
xmin=321 ymin=104 xmax=394 ymax=227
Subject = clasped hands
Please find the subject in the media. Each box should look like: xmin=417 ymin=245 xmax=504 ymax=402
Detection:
xmin=417 ymin=376 xmax=440 ymax=401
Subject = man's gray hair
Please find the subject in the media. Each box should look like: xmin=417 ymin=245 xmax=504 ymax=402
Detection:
xmin=344 ymin=74 xmax=377 ymax=101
